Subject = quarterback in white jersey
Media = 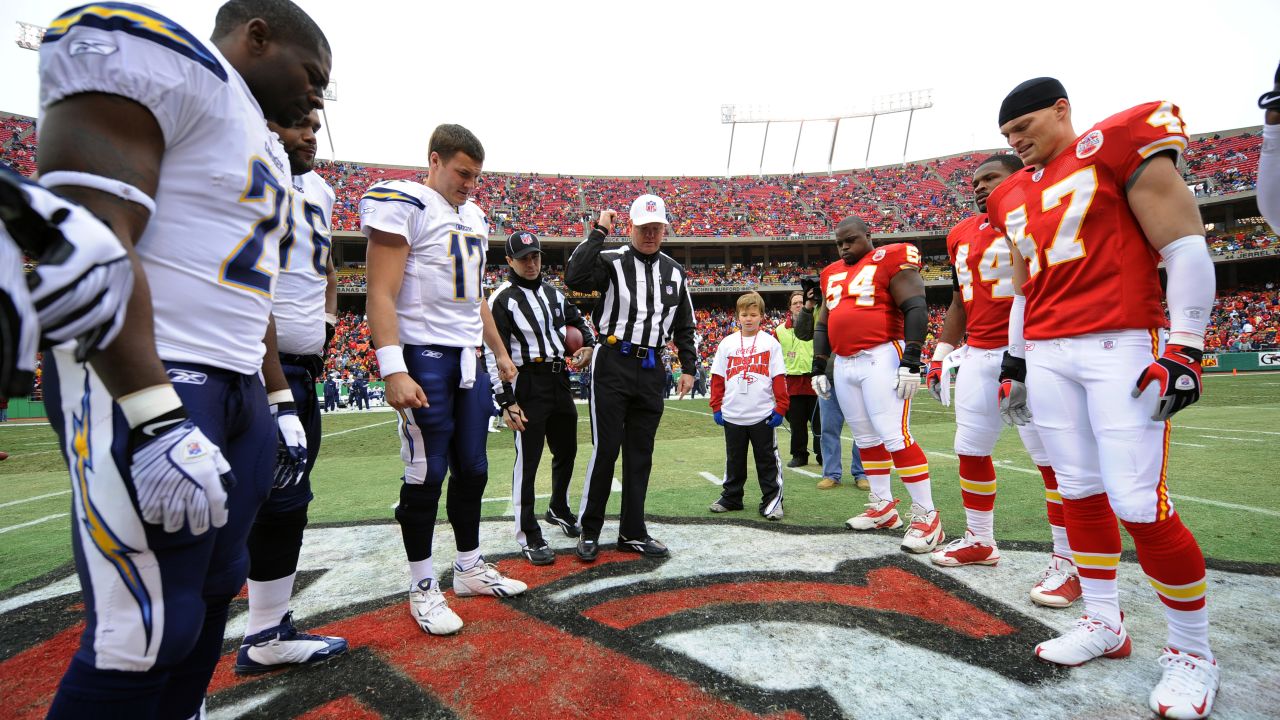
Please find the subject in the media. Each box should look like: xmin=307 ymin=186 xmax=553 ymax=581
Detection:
xmin=238 ymin=109 xmax=346 ymax=674
xmin=34 ymin=2 xmax=331 ymax=718
xmin=363 ymin=124 xmax=525 ymax=638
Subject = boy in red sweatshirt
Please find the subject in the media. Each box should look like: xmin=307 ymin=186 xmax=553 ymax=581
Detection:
xmin=709 ymin=292 xmax=789 ymax=520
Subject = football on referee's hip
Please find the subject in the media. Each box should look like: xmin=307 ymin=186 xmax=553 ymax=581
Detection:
xmin=564 ymin=326 xmax=584 ymax=354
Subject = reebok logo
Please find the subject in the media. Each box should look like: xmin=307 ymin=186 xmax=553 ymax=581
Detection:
xmin=167 ymin=369 xmax=208 ymax=385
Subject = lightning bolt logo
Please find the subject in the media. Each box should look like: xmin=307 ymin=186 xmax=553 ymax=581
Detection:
xmin=44 ymin=3 xmax=227 ymax=81
xmin=70 ymin=371 xmax=154 ymax=647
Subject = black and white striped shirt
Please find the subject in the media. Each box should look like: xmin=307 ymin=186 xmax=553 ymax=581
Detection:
xmin=565 ymin=228 xmax=697 ymax=373
xmin=488 ymin=271 xmax=595 ymax=366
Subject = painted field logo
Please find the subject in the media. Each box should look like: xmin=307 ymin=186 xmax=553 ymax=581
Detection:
xmin=1 ymin=520 xmax=1277 ymax=718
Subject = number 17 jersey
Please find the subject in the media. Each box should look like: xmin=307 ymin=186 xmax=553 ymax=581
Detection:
xmin=359 ymin=181 xmax=489 ymax=347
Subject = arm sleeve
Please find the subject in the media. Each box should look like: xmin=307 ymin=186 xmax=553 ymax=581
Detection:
xmin=1008 ymin=294 xmax=1026 ymax=359
xmin=562 ymin=292 xmax=596 ymax=346
xmin=1260 ymin=124 xmax=1280 ymax=233
xmin=793 ymin=307 xmax=815 ymax=340
xmin=709 ymin=374 xmax=726 ymax=412
xmin=1160 ymin=235 xmax=1215 ymax=349
xmin=564 ymin=228 xmax=611 ymax=292
xmin=673 ymin=281 xmax=698 ymax=373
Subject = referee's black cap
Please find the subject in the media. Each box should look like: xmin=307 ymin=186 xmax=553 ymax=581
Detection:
xmin=506 ymin=230 xmax=541 ymax=259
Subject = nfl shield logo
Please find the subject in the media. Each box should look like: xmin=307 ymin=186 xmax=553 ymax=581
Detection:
xmin=521 ymin=233 xmax=533 ymax=245
xmin=646 ymin=200 xmax=657 ymax=212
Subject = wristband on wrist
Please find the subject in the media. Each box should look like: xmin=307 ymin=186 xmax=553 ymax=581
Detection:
xmin=931 ymin=342 xmax=956 ymax=362
xmin=375 ymin=345 xmax=409 ymax=377
xmin=118 ymin=384 xmax=184 ymax=428
xmin=325 ymin=313 xmax=338 ymax=326
xmin=593 ymin=222 xmax=610 ymax=235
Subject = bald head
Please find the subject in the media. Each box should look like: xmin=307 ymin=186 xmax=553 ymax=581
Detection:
xmin=836 ymin=216 xmax=869 ymax=235
xmin=834 ymin=215 xmax=873 ymax=265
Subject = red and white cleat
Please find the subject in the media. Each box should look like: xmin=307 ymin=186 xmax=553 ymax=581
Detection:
xmin=845 ymin=493 xmax=903 ymax=531
xmin=931 ymin=530 xmax=1000 ymax=566
xmin=1030 ymin=554 xmax=1083 ymax=608
xmin=1149 ymin=647 xmax=1219 ymax=720
xmin=901 ymin=504 xmax=944 ymax=554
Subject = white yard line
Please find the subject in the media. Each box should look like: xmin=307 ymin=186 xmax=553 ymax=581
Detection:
xmin=1178 ymin=425 xmax=1280 ymax=436
xmin=0 ymin=422 xmax=51 ymax=429
xmin=0 ymin=513 xmax=68 ymax=534
xmin=1169 ymin=494 xmax=1280 ymax=518
xmin=0 ymin=490 xmax=71 ymax=509
xmin=7 ymin=450 xmax=60 ymax=458
xmin=1197 ymin=435 xmax=1267 ymax=443
xmin=1169 ymin=441 xmax=1207 ymax=448
xmin=611 ymin=478 xmax=623 ymax=492
xmin=699 ymin=471 xmax=724 ymax=486
xmin=322 ymin=419 xmax=397 ymax=438
xmin=785 ymin=466 xmax=822 ymax=478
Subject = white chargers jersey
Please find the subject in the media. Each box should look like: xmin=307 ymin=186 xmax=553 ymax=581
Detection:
xmin=359 ymin=180 xmax=489 ymax=347
xmin=38 ymin=3 xmax=292 ymax=375
xmin=274 ymin=171 xmax=335 ymax=356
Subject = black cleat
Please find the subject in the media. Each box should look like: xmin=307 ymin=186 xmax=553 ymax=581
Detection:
xmin=521 ymin=543 xmax=556 ymax=566
xmin=576 ymin=536 xmax=599 ymax=562
xmin=545 ymin=508 xmax=581 ymax=538
xmin=786 ymin=456 xmax=807 ymax=468
xmin=617 ymin=535 xmax=670 ymax=558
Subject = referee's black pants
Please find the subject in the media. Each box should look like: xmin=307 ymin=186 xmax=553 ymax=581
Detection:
xmin=510 ymin=366 xmax=577 ymax=548
xmin=579 ymin=346 xmax=665 ymax=540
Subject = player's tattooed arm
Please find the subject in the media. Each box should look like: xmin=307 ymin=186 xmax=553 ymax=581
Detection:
xmin=38 ymin=92 xmax=169 ymax=399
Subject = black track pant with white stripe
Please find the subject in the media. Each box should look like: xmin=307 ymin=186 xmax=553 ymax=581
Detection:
xmin=511 ymin=370 xmax=578 ymax=547
xmin=579 ymin=347 xmax=666 ymax=540
xmin=718 ymin=418 xmax=784 ymax=515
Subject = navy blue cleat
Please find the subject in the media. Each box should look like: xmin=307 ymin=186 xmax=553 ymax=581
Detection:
xmin=234 ymin=611 xmax=348 ymax=674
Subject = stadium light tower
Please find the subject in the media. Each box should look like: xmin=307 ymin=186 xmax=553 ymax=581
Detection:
xmin=15 ymin=21 xmax=46 ymax=50
xmin=721 ymin=89 xmax=934 ymax=176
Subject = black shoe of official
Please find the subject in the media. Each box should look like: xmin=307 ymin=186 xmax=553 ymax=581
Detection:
xmin=521 ymin=542 xmax=556 ymax=566
xmin=815 ymin=450 xmax=823 ymax=464
xmin=576 ymin=536 xmax=599 ymax=562
xmin=786 ymin=456 xmax=808 ymax=468
xmin=545 ymin=508 xmax=581 ymax=538
xmin=617 ymin=535 xmax=670 ymax=558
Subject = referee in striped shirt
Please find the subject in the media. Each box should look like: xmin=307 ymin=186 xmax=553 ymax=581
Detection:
xmin=489 ymin=231 xmax=595 ymax=566
xmin=565 ymin=194 xmax=697 ymax=561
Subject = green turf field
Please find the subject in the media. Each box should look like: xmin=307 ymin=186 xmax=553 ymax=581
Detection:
xmin=2 ymin=373 xmax=1277 ymax=592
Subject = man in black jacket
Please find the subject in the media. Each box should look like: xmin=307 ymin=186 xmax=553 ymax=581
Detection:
xmin=489 ymin=231 xmax=595 ymax=565
xmin=565 ymin=195 xmax=697 ymax=560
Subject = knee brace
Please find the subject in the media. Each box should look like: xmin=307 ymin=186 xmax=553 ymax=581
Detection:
xmin=247 ymin=507 xmax=309 ymax=582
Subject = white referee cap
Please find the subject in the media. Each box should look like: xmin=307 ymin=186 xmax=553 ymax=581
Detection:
xmin=629 ymin=194 xmax=670 ymax=226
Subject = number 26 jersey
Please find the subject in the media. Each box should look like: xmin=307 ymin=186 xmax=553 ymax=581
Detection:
xmin=986 ymin=101 xmax=1188 ymax=341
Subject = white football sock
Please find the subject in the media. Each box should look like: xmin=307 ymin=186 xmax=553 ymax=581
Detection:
xmin=965 ymin=509 xmax=995 ymax=542
xmin=903 ymin=479 xmax=935 ymax=513
xmin=868 ymin=474 xmax=892 ymax=501
xmin=245 ymin=573 xmax=295 ymax=636
xmin=454 ymin=548 xmax=482 ymax=571
xmin=409 ymin=558 xmax=435 ymax=589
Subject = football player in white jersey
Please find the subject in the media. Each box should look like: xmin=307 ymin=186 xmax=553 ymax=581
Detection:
xmin=236 ymin=109 xmax=346 ymax=673
xmin=362 ymin=124 xmax=527 ymax=637
xmin=34 ymin=1 xmax=330 ymax=717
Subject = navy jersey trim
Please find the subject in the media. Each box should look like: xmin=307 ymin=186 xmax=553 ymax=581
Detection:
xmin=44 ymin=3 xmax=228 ymax=82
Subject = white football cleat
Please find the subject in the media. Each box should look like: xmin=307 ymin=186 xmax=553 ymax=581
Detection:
xmin=409 ymin=579 xmax=463 ymax=636
xmin=1034 ymin=615 xmax=1131 ymax=666
xmin=1149 ymin=647 xmax=1219 ymax=719
xmin=931 ymin=530 xmax=999 ymax=567
xmin=453 ymin=559 xmax=528 ymax=598
xmin=845 ymin=493 xmax=903 ymax=530
xmin=901 ymin=504 xmax=944 ymax=554
xmin=1030 ymin=554 xmax=1083 ymax=608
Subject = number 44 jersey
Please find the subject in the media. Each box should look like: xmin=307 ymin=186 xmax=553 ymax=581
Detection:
xmin=820 ymin=242 xmax=922 ymax=357
xmin=358 ymin=180 xmax=489 ymax=348
xmin=946 ymin=214 xmax=1016 ymax=350
xmin=986 ymin=101 xmax=1188 ymax=341
xmin=38 ymin=3 xmax=293 ymax=375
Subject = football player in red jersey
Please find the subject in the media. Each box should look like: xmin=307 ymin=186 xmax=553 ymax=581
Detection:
xmin=810 ymin=216 xmax=942 ymax=553
xmin=986 ymin=78 xmax=1218 ymax=719
xmin=926 ymin=154 xmax=1080 ymax=609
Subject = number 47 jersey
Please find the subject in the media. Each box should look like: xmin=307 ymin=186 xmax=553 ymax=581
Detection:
xmin=38 ymin=3 xmax=293 ymax=375
xmin=946 ymin=214 xmax=1016 ymax=349
xmin=820 ymin=242 xmax=921 ymax=357
xmin=986 ymin=101 xmax=1188 ymax=341
xmin=358 ymin=180 xmax=489 ymax=347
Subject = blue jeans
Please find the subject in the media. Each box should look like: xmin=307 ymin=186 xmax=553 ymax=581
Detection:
xmin=818 ymin=394 xmax=866 ymax=481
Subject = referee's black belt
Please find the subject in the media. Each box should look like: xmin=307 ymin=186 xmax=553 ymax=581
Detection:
xmin=603 ymin=338 xmax=659 ymax=360
xmin=520 ymin=358 xmax=567 ymax=373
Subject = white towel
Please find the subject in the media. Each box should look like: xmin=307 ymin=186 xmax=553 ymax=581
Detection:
xmin=459 ymin=347 xmax=477 ymax=389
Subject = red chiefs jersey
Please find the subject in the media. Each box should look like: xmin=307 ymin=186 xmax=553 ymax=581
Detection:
xmin=986 ymin=101 xmax=1186 ymax=340
xmin=946 ymin=214 xmax=1017 ymax=349
xmin=821 ymin=242 xmax=921 ymax=356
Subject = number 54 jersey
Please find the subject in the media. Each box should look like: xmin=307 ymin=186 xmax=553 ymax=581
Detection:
xmin=38 ymin=3 xmax=293 ymax=375
xmin=820 ymin=242 xmax=921 ymax=357
xmin=986 ymin=101 xmax=1188 ymax=341
xmin=358 ymin=181 xmax=489 ymax=347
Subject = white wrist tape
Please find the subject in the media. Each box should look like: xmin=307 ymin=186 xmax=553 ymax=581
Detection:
xmin=931 ymin=342 xmax=956 ymax=362
xmin=39 ymin=171 xmax=157 ymax=215
xmin=1160 ymin=235 xmax=1214 ymax=350
xmin=266 ymin=390 xmax=294 ymax=406
xmin=375 ymin=345 xmax=408 ymax=377
xmin=1008 ymin=294 xmax=1027 ymax=359
xmin=118 ymin=384 xmax=182 ymax=427
xmin=324 ymin=313 xmax=338 ymax=326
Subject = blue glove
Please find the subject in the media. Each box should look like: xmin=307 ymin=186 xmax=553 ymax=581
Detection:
xmin=767 ymin=411 xmax=785 ymax=428
xmin=713 ymin=410 xmax=725 ymax=426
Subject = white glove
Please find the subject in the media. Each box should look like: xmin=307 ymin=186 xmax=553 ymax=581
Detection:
xmin=0 ymin=169 xmax=133 ymax=361
xmin=129 ymin=418 xmax=232 ymax=534
xmin=272 ymin=403 xmax=308 ymax=488
xmin=811 ymin=374 xmax=832 ymax=400
xmin=895 ymin=366 xmax=921 ymax=400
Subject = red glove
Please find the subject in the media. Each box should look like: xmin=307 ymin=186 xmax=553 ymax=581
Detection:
xmin=925 ymin=359 xmax=944 ymax=403
xmin=1132 ymin=344 xmax=1203 ymax=421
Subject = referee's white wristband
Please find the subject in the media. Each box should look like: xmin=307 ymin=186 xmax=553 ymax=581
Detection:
xmin=375 ymin=345 xmax=409 ymax=377
xmin=118 ymin=384 xmax=183 ymax=428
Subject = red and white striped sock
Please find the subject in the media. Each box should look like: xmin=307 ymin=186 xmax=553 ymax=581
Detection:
xmin=958 ymin=454 xmax=996 ymax=540
xmin=1038 ymin=465 xmax=1071 ymax=558
xmin=860 ymin=444 xmax=894 ymax=499
xmin=1062 ymin=493 xmax=1122 ymax=630
xmin=893 ymin=442 xmax=933 ymax=512
xmin=1122 ymin=514 xmax=1212 ymax=659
